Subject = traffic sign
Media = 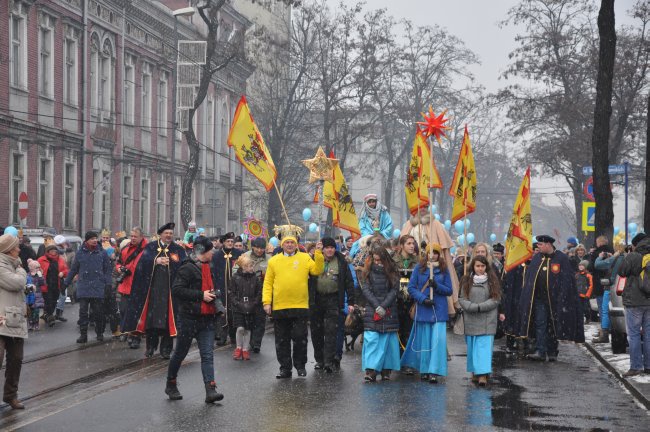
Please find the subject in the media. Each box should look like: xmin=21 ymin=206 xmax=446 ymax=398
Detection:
xmin=18 ymin=192 xmax=29 ymax=220
xmin=582 ymin=202 xmax=595 ymax=232
xmin=583 ymin=177 xmax=594 ymax=201
xmin=582 ymin=164 xmax=626 ymax=176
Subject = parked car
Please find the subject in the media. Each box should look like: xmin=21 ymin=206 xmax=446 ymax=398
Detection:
xmin=608 ymin=275 xmax=628 ymax=354
xmin=24 ymin=231 xmax=83 ymax=256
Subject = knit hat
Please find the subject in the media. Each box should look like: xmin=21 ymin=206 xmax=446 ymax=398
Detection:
xmin=0 ymin=234 xmax=19 ymax=254
xmin=321 ymin=237 xmax=337 ymax=249
xmin=426 ymin=243 xmax=443 ymax=256
xmin=579 ymin=260 xmax=590 ymax=269
xmin=54 ymin=235 xmax=66 ymax=245
xmin=632 ymin=232 xmax=648 ymax=247
xmin=27 ymin=258 xmax=40 ymax=273
xmin=193 ymin=236 xmax=214 ymax=255
xmin=251 ymin=237 xmax=266 ymax=249
xmin=85 ymin=231 xmax=99 ymax=242
xmin=45 ymin=244 xmax=59 ymax=253
xmin=567 ymin=236 xmax=579 ymax=246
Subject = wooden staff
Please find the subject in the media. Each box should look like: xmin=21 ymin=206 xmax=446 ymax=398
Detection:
xmin=272 ymin=178 xmax=291 ymax=226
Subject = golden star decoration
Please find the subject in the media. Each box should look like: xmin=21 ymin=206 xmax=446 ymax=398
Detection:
xmin=302 ymin=147 xmax=339 ymax=183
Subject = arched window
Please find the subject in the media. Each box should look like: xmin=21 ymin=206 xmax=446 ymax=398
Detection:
xmin=99 ymin=38 xmax=115 ymax=119
xmin=90 ymin=33 xmax=100 ymax=111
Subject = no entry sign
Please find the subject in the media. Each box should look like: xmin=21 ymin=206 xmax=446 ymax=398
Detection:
xmin=18 ymin=192 xmax=28 ymax=220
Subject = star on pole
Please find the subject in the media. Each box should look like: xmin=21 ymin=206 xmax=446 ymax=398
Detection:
xmin=302 ymin=146 xmax=339 ymax=183
xmin=416 ymin=106 xmax=451 ymax=144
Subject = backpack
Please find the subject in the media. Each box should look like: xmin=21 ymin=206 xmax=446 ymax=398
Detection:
xmin=641 ymin=254 xmax=650 ymax=295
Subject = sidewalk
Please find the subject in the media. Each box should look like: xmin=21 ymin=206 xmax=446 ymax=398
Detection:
xmin=583 ymin=323 xmax=650 ymax=409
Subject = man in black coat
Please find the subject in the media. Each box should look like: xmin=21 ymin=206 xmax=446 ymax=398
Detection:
xmin=211 ymin=232 xmax=242 ymax=345
xmin=518 ymin=235 xmax=584 ymax=362
xmin=309 ymin=237 xmax=355 ymax=373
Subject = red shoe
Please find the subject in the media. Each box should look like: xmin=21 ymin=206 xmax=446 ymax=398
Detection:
xmin=242 ymin=350 xmax=250 ymax=361
xmin=233 ymin=347 xmax=242 ymax=360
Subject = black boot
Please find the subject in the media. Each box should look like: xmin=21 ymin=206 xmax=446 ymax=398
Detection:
xmin=165 ymin=379 xmax=183 ymax=400
xmin=204 ymin=381 xmax=224 ymax=403
xmin=77 ymin=327 xmax=88 ymax=344
xmin=55 ymin=309 xmax=68 ymax=322
xmin=130 ymin=335 xmax=141 ymax=349
xmin=46 ymin=314 xmax=56 ymax=327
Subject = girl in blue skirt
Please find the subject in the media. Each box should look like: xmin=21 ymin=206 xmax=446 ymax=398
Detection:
xmin=459 ymin=255 xmax=502 ymax=386
xmin=401 ymin=243 xmax=453 ymax=383
xmin=361 ymin=246 xmax=400 ymax=382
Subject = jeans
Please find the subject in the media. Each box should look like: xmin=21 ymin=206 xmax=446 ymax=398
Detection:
xmin=596 ymin=291 xmax=611 ymax=330
xmin=533 ymin=300 xmax=558 ymax=357
xmin=310 ymin=293 xmax=340 ymax=366
xmin=167 ymin=317 xmax=216 ymax=383
xmin=625 ymin=306 xmax=650 ymax=371
xmin=0 ymin=336 xmax=24 ymax=401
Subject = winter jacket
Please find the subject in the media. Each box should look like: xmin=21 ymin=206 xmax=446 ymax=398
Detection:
xmin=230 ymin=269 xmax=262 ymax=314
xmin=116 ymin=239 xmax=147 ymax=295
xmin=575 ymin=271 xmax=593 ymax=298
xmin=407 ymin=264 xmax=452 ymax=323
xmin=37 ymin=254 xmax=69 ymax=294
xmin=19 ymin=243 xmax=36 ymax=271
xmin=589 ymin=245 xmax=614 ymax=297
xmin=308 ymin=251 xmax=355 ymax=309
xmin=617 ymin=237 xmax=650 ymax=307
xmin=26 ymin=273 xmax=45 ymax=309
xmin=237 ymin=250 xmax=271 ymax=277
xmin=64 ymin=243 xmax=112 ymax=299
xmin=172 ymin=255 xmax=224 ymax=319
xmin=362 ymin=264 xmax=399 ymax=333
xmin=458 ymin=276 xmax=500 ymax=336
xmin=0 ymin=253 xmax=28 ymax=339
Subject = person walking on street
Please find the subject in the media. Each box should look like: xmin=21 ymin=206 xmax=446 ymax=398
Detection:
xmin=263 ymin=225 xmax=324 ymax=379
xmin=64 ymin=231 xmax=112 ymax=343
xmin=239 ymin=237 xmax=270 ymax=353
xmin=616 ymin=233 xmax=650 ymax=377
xmin=589 ymin=235 xmax=615 ymax=343
xmin=392 ymin=235 xmax=418 ymax=359
xmin=361 ymin=246 xmax=401 ymax=382
xmin=0 ymin=234 xmax=28 ymax=409
xmin=401 ymin=243 xmax=453 ymax=383
xmin=116 ymin=228 xmax=147 ymax=348
xmin=309 ymin=237 xmax=355 ymax=373
xmin=212 ymin=232 xmax=242 ymax=346
xmin=165 ymin=237 xmax=224 ymax=403
xmin=229 ymin=255 xmax=262 ymax=361
xmin=575 ymin=260 xmax=593 ymax=324
xmin=459 ymin=255 xmax=502 ymax=386
xmin=37 ymin=245 xmax=68 ymax=327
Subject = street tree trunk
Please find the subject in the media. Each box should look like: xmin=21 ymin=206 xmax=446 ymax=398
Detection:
xmin=591 ymin=0 xmax=616 ymax=241
xmin=644 ymin=92 xmax=650 ymax=232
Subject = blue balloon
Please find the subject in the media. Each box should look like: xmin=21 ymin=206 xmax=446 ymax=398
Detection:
xmin=466 ymin=233 xmax=475 ymax=244
xmin=3 ymin=226 xmax=18 ymax=237
xmin=309 ymin=223 xmax=318 ymax=233
xmin=465 ymin=219 xmax=471 ymax=230
xmin=457 ymin=234 xmax=466 ymax=246
xmin=429 ymin=204 xmax=437 ymax=214
xmin=434 ymin=213 xmax=441 ymax=221
xmin=392 ymin=229 xmax=401 ymax=239
xmin=454 ymin=220 xmax=465 ymax=235
xmin=444 ymin=220 xmax=452 ymax=230
xmin=489 ymin=233 xmax=497 ymax=242
xmin=302 ymin=208 xmax=312 ymax=222
xmin=269 ymin=237 xmax=279 ymax=247
xmin=628 ymin=222 xmax=638 ymax=233
xmin=613 ymin=226 xmax=620 ymax=235
xmin=450 ymin=246 xmax=457 ymax=255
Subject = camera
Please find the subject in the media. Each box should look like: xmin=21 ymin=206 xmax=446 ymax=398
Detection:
xmin=116 ymin=266 xmax=132 ymax=284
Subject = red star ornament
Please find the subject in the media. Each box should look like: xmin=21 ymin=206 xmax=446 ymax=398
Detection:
xmin=416 ymin=106 xmax=450 ymax=143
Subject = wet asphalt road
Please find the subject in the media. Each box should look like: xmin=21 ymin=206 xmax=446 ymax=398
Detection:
xmin=6 ymin=330 xmax=649 ymax=431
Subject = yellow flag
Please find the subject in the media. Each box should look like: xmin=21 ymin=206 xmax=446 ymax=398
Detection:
xmin=324 ymin=151 xmax=361 ymax=239
xmin=505 ymin=167 xmax=533 ymax=272
xmin=406 ymin=131 xmax=443 ymax=215
xmin=448 ymin=126 xmax=477 ymax=223
xmin=228 ymin=96 xmax=277 ymax=191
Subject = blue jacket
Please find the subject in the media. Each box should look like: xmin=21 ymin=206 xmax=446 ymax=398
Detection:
xmin=407 ymin=264 xmax=452 ymax=323
xmin=64 ymin=243 xmax=112 ymax=299
xmin=359 ymin=210 xmax=393 ymax=239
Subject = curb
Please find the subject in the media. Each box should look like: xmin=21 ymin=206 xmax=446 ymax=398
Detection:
xmin=584 ymin=342 xmax=650 ymax=410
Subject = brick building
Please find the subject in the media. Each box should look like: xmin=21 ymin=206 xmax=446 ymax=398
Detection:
xmin=0 ymin=0 xmax=254 ymax=237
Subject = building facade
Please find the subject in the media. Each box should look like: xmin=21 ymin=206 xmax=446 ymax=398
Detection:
xmin=0 ymin=0 xmax=253 ymax=237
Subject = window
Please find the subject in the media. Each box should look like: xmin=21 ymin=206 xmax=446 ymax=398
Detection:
xmin=156 ymin=181 xmax=165 ymax=229
xmin=101 ymin=170 xmax=109 ymax=228
xmin=122 ymin=176 xmax=132 ymax=230
xmin=64 ymin=36 xmax=78 ymax=105
xmin=141 ymin=63 xmax=152 ymax=128
xmin=39 ymin=14 xmax=55 ymax=97
xmin=124 ymin=55 xmax=135 ymax=124
xmin=93 ymin=38 xmax=114 ymax=119
xmin=140 ymin=178 xmax=149 ymax=234
xmin=93 ymin=168 xmax=110 ymax=229
xmin=38 ymin=158 xmax=52 ymax=226
xmin=10 ymin=152 xmax=25 ymax=224
xmin=63 ymin=163 xmax=75 ymax=228
xmin=158 ymin=72 xmax=168 ymax=135
xmin=10 ymin=6 xmax=27 ymax=88
xmin=90 ymin=34 xmax=99 ymax=110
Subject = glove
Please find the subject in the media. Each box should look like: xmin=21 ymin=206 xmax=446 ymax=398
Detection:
xmin=422 ymin=298 xmax=433 ymax=307
xmin=375 ymin=306 xmax=386 ymax=318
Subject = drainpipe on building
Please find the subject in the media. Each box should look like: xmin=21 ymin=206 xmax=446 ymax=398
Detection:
xmin=79 ymin=0 xmax=89 ymax=236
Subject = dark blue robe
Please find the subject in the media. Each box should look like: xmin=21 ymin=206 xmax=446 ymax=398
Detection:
xmin=517 ymin=250 xmax=584 ymax=343
xmin=502 ymin=262 xmax=528 ymax=336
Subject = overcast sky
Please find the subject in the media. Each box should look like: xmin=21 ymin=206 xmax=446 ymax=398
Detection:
xmin=331 ymin=0 xmax=643 ymax=232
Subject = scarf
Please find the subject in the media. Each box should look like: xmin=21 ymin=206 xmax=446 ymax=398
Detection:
xmin=46 ymin=255 xmax=59 ymax=290
xmin=360 ymin=200 xmax=387 ymax=221
xmin=200 ymin=262 xmax=216 ymax=315
xmin=473 ymin=274 xmax=488 ymax=284
xmin=85 ymin=242 xmax=97 ymax=251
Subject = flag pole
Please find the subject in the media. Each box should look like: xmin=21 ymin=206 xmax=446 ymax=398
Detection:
xmin=272 ymin=178 xmax=291 ymax=226
xmin=319 ymin=179 xmax=325 ymax=238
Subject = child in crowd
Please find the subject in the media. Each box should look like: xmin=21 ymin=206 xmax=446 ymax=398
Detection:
xmin=575 ymin=260 xmax=593 ymax=324
xmin=26 ymin=259 xmax=46 ymax=331
xmin=229 ymin=255 xmax=263 ymax=360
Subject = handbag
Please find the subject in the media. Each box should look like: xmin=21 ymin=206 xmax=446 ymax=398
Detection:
xmin=452 ymin=311 xmax=465 ymax=335
xmin=614 ymin=276 xmax=626 ymax=296
xmin=409 ymin=280 xmax=431 ymax=320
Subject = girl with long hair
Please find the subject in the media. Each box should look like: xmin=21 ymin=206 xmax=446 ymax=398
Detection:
xmin=459 ymin=255 xmax=501 ymax=386
xmin=360 ymin=246 xmax=400 ymax=382
xmin=400 ymin=243 xmax=453 ymax=383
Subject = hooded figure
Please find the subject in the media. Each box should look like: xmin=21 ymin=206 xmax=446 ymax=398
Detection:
xmin=358 ymin=194 xmax=393 ymax=239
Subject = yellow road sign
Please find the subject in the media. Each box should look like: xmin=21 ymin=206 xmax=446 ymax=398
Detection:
xmin=582 ymin=202 xmax=596 ymax=232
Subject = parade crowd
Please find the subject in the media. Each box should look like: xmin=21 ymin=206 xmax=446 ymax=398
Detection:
xmin=0 ymin=193 xmax=649 ymax=409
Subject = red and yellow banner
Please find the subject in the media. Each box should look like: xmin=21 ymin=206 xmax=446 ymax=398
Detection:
xmin=505 ymin=167 xmax=533 ymax=272
xmin=405 ymin=131 xmax=442 ymax=215
xmin=324 ymin=151 xmax=361 ymax=238
xmin=448 ymin=125 xmax=477 ymax=223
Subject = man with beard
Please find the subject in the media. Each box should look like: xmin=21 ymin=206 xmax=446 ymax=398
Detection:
xmin=116 ymin=227 xmax=147 ymax=348
xmin=212 ymin=232 xmax=242 ymax=346
xmin=518 ymin=235 xmax=584 ymax=361
xmin=122 ymin=223 xmax=186 ymax=358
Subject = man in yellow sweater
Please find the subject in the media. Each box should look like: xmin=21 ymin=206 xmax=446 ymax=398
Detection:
xmin=263 ymin=230 xmax=324 ymax=379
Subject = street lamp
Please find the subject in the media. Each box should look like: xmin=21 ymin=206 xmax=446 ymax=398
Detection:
xmin=169 ymin=6 xmax=195 ymax=225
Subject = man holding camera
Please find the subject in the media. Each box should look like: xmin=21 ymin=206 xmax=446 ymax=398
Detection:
xmin=116 ymin=228 xmax=147 ymax=348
